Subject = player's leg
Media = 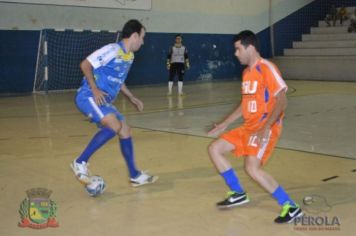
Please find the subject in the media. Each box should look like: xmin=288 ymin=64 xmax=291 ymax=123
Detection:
xmin=117 ymin=120 xmax=158 ymax=187
xmin=71 ymin=96 xmax=118 ymax=184
xmin=168 ymin=64 xmax=175 ymax=96
xmin=177 ymin=63 xmax=185 ymax=95
xmin=208 ymin=138 xmax=249 ymax=208
xmin=244 ymin=156 xmax=279 ymax=192
xmin=244 ymin=156 xmax=302 ymax=223
xmin=77 ymin=114 xmax=119 ymax=163
xmin=244 ymin=125 xmax=302 ymax=223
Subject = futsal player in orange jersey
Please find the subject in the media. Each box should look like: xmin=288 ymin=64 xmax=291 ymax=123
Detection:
xmin=208 ymin=30 xmax=303 ymax=223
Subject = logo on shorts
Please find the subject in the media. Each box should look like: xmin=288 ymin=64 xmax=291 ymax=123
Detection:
xmin=18 ymin=188 xmax=59 ymax=229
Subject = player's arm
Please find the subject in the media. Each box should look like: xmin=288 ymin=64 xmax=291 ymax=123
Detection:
xmin=254 ymin=89 xmax=287 ymax=143
xmin=184 ymin=47 xmax=190 ymax=69
xmin=208 ymin=103 xmax=243 ymax=136
xmin=166 ymin=47 xmax=172 ymax=70
xmin=265 ymin=89 xmax=287 ymax=128
xmin=80 ymin=59 xmax=107 ymax=105
xmin=120 ymin=84 xmax=144 ymax=112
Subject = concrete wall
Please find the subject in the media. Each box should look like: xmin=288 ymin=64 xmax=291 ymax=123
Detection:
xmin=0 ymin=0 xmax=313 ymax=32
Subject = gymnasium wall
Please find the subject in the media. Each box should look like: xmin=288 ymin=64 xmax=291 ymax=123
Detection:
xmin=0 ymin=0 xmax=316 ymax=92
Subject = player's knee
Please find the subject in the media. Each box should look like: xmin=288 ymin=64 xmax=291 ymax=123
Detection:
xmin=101 ymin=115 xmax=122 ymax=133
xmin=208 ymin=141 xmax=222 ymax=156
xmin=101 ymin=120 xmax=121 ymax=134
xmin=113 ymin=125 xmax=122 ymax=134
xmin=107 ymin=123 xmax=121 ymax=134
xmin=118 ymin=124 xmax=131 ymax=139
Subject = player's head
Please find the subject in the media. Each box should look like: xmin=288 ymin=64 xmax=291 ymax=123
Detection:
xmin=233 ymin=30 xmax=260 ymax=65
xmin=175 ymin=34 xmax=182 ymax=44
xmin=121 ymin=19 xmax=146 ymax=52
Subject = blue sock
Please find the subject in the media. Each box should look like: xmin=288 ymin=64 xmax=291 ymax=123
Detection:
xmin=221 ymin=168 xmax=244 ymax=193
xmin=272 ymin=186 xmax=296 ymax=206
xmin=119 ymin=137 xmax=139 ymax=178
xmin=76 ymin=127 xmax=116 ymax=163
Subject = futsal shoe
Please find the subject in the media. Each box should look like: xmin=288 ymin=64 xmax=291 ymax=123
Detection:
xmin=274 ymin=203 xmax=303 ymax=224
xmin=70 ymin=160 xmax=91 ymax=185
xmin=216 ymin=191 xmax=250 ymax=209
xmin=130 ymin=171 xmax=159 ymax=187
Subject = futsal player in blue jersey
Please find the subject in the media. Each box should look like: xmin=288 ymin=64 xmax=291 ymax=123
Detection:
xmin=71 ymin=19 xmax=158 ymax=187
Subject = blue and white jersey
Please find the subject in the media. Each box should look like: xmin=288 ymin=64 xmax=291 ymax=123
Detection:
xmin=77 ymin=41 xmax=134 ymax=103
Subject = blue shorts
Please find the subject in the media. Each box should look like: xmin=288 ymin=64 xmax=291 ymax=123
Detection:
xmin=75 ymin=93 xmax=124 ymax=124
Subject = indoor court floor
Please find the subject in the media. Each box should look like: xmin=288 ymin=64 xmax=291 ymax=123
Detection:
xmin=0 ymin=80 xmax=355 ymax=236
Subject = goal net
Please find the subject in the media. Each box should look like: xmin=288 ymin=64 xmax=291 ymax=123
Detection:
xmin=33 ymin=29 xmax=119 ymax=93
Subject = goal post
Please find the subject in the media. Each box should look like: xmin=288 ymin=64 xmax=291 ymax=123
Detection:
xmin=33 ymin=29 xmax=119 ymax=94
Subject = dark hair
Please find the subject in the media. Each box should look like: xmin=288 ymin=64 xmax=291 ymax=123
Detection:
xmin=233 ymin=30 xmax=260 ymax=52
xmin=121 ymin=19 xmax=145 ymax=39
xmin=175 ymin=34 xmax=182 ymax=38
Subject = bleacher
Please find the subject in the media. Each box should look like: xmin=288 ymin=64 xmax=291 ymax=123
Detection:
xmin=273 ymin=6 xmax=356 ymax=81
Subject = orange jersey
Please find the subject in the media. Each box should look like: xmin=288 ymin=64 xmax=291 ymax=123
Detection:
xmin=241 ymin=59 xmax=287 ymax=131
xmin=220 ymin=59 xmax=287 ymax=164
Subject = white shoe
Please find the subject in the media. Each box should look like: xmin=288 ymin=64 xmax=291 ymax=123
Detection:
xmin=130 ymin=171 xmax=158 ymax=187
xmin=70 ymin=160 xmax=91 ymax=185
xmin=167 ymin=91 xmax=172 ymax=96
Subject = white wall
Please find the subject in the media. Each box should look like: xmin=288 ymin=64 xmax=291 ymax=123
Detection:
xmin=0 ymin=0 xmax=313 ymax=33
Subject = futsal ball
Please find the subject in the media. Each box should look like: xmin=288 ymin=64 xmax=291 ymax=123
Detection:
xmin=85 ymin=175 xmax=106 ymax=197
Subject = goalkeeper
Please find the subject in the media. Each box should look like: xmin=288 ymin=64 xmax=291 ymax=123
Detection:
xmin=166 ymin=34 xmax=190 ymax=96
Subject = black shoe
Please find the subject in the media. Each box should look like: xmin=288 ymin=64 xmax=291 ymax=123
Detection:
xmin=274 ymin=203 xmax=303 ymax=224
xmin=216 ymin=191 xmax=249 ymax=209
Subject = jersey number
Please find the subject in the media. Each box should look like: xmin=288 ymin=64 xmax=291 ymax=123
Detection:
xmin=248 ymin=100 xmax=257 ymax=113
xmin=248 ymin=135 xmax=258 ymax=147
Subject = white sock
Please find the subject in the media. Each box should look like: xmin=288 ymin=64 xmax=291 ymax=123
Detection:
xmin=178 ymin=81 xmax=183 ymax=94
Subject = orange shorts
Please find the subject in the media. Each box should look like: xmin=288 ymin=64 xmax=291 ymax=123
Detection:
xmin=220 ymin=123 xmax=282 ymax=165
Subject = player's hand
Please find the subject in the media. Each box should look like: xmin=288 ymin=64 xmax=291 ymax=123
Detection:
xmin=208 ymin=122 xmax=228 ymax=136
xmin=166 ymin=59 xmax=171 ymax=70
xmin=129 ymin=96 xmax=144 ymax=112
xmin=92 ymin=88 xmax=108 ymax=106
xmin=185 ymin=59 xmax=190 ymax=70
xmin=254 ymin=125 xmax=271 ymax=145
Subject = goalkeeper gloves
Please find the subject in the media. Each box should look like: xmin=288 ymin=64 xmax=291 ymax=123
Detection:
xmin=185 ymin=59 xmax=190 ymax=69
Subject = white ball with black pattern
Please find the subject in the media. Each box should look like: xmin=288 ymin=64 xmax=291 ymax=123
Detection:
xmin=85 ymin=175 xmax=106 ymax=197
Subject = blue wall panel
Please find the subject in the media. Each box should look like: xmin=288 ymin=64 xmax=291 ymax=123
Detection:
xmin=0 ymin=29 xmax=293 ymax=92
xmin=2 ymin=0 xmax=355 ymax=93
xmin=127 ymin=30 xmax=271 ymax=86
xmin=0 ymin=30 xmax=39 ymax=93
xmin=0 ymin=30 xmax=271 ymax=92
xmin=128 ymin=33 xmax=241 ymax=86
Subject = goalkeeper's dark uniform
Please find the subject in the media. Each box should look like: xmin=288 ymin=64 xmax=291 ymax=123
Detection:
xmin=166 ymin=35 xmax=189 ymax=95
